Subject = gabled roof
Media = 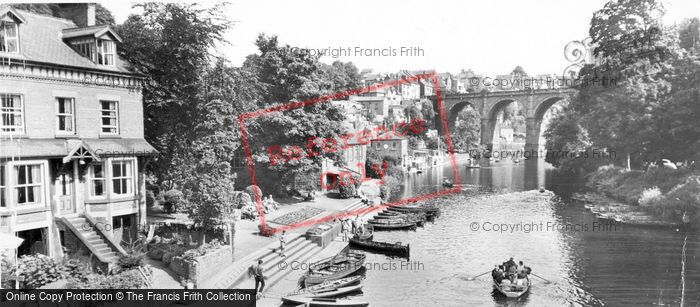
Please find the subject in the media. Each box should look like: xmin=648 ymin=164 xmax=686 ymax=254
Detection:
xmin=1 ymin=9 xmax=136 ymax=75
xmin=0 ymin=6 xmax=26 ymax=23
xmin=62 ymin=25 xmax=123 ymax=42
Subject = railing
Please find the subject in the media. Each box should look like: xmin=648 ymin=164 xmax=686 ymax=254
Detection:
xmin=83 ymin=213 xmax=128 ymax=256
xmin=138 ymin=266 xmax=153 ymax=289
xmin=58 ymin=216 xmax=113 ymax=263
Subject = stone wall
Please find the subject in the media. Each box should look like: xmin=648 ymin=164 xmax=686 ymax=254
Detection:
xmin=170 ymin=245 xmax=233 ymax=288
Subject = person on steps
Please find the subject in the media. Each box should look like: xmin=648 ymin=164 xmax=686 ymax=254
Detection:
xmin=279 ymin=231 xmax=286 ymax=257
xmin=253 ymin=259 xmax=265 ymax=298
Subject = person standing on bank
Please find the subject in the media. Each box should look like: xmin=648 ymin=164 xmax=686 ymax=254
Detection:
xmin=279 ymin=231 xmax=287 ymax=257
xmin=252 ymin=259 xmax=265 ymax=298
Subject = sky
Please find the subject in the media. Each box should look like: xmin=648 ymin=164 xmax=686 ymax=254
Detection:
xmin=98 ymin=0 xmax=700 ymax=76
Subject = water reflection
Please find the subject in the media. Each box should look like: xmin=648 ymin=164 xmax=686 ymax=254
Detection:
xmin=358 ymin=158 xmax=699 ymax=306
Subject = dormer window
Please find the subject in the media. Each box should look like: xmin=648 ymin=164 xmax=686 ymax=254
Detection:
xmin=0 ymin=20 xmax=18 ymax=53
xmin=97 ymin=39 xmax=115 ymax=66
xmin=63 ymin=25 xmax=122 ymax=66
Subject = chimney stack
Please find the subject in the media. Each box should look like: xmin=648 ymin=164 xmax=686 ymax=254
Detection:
xmin=58 ymin=3 xmax=97 ymax=27
xmin=86 ymin=3 xmax=96 ymax=26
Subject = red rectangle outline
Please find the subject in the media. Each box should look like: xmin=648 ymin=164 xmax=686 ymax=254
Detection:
xmin=238 ymin=72 xmax=461 ymax=234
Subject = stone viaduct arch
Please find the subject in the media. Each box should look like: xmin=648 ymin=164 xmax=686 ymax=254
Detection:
xmin=428 ymin=88 xmax=576 ymax=153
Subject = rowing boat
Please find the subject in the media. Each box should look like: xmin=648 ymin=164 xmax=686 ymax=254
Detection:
xmin=368 ymin=220 xmax=417 ymax=230
xmin=281 ymin=296 xmax=369 ymax=307
xmin=288 ymin=275 xmax=364 ymax=296
xmin=493 ymin=276 xmax=531 ymax=298
xmin=349 ymin=237 xmax=410 ymax=257
xmin=303 ymin=252 xmax=366 ymax=287
xmin=282 ymin=284 xmax=364 ymax=304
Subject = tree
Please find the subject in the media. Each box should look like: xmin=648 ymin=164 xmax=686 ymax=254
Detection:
xmin=571 ymin=0 xmax=682 ymax=168
xmin=678 ymin=17 xmax=700 ymax=52
xmin=320 ymin=61 xmax=361 ymax=95
xmin=242 ymin=35 xmax=347 ymax=189
xmin=11 ymin=4 xmax=115 ymax=25
xmin=117 ymin=3 xmax=232 ymax=187
xmin=451 ymin=106 xmax=481 ymax=151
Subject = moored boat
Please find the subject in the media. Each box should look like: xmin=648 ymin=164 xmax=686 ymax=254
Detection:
xmin=303 ymin=252 xmax=366 ymax=287
xmin=282 ymin=284 xmax=363 ymax=303
xmin=281 ymin=296 xmax=369 ymax=307
xmin=349 ymin=237 xmax=410 ymax=257
xmin=288 ymin=275 xmax=364 ymax=296
xmin=368 ymin=220 xmax=417 ymax=230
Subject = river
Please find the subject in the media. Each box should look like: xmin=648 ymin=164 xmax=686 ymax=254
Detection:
xmin=352 ymin=158 xmax=700 ymax=306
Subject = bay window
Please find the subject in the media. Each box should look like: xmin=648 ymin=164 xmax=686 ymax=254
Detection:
xmin=87 ymin=158 xmax=136 ymax=200
xmin=89 ymin=163 xmax=105 ymax=197
xmin=111 ymin=160 xmax=133 ymax=195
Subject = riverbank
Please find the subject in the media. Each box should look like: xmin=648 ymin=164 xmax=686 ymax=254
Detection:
xmin=574 ymin=165 xmax=699 ymax=229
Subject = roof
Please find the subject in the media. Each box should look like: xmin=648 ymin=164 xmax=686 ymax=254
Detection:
xmin=371 ymin=132 xmax=407 ymax=141
xmin=62 ymin=25 xmax=123 ymax=42
xmin=1 ymin=8 xmax=136 ymax=75
xmin=0 ymin=138 xmax=157 ymax=159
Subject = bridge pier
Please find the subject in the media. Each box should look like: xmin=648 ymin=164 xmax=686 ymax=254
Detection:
xmin=524 ymin=117 xmax=544 ymax=156
xmin=480 ymin=118 xmax=494 ymax=152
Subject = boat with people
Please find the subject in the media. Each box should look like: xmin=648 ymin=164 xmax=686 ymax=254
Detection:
xmin=281 ymin=296 xmax=369 ymax=307
xmin=493 ymin=276 xmax=530 ymax=298
xmin=302 ymin=251 xmax=366 ymax=287
xmin=349 ymin=236 xmax=410 ymax=258
xmin=491 ymin=258 xmax=533 ymax=299
xmin=442 ymin=178 xmax=454 ymax=188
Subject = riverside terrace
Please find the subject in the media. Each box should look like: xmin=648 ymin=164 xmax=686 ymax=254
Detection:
xmin=266 ymin=118 xmax=428 ymax=166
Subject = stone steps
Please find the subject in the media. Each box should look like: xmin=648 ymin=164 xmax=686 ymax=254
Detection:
xmin=210 ymin=234 xmax=307 ymax=289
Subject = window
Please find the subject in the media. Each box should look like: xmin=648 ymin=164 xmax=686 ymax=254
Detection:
xmin=56 ymin=98 xmax=75 ymax=134
xmin=14 ymin=164 xmax=43 ymax=206
xmin=111 ymin=160 xmax=133 ymax=195
xmin=0 ymin=165 xmax=5 ymax=207
xmin=97 ymin=40 xmax=115 ymax=66
xmin=0 ymin=21 xmax=18 ymax=53
xmin=70 ymin=38 xmax=95 ymax=61
xmin=89 ymin=163 xmax=105 ymax=197
xmin=1 ymin=94 xmax=23 ymax=134
xmin=100 ymin=100 xmax=118 ymax=134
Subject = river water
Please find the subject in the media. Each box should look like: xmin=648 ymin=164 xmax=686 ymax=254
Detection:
xmin=352 ymin=158 xmax=700 ymax=306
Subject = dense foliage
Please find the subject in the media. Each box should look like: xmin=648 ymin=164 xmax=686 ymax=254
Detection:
xmin=544 ymin=0 xmax=700 ymax=170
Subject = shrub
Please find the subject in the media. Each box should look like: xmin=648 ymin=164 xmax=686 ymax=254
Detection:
xmin=117 ymin=253 xmax=144 ymax=271
xmin=100 ymin=269 xmax=145 ymax=289
xmin=246 ymin=185 xmax=263 ymax=202
xmin=639 ymin=186 xmax=663 ymax=207
xmin=146 ymin=190 xmax=156 ymax=207
xmin=379 ymin=184 xmax=391 ymax=201
xmin=180 ymin=239 xmax=222 ymax=262
xmin=337 ymin=175 xmax=359 ymax=199
xmin=162 ymin=189 xmax=184 ymax=213
xmin=75 ymin=269 xmax=146 ymax=289
xmin=16 ymin=254 xmax=65 ymax=289
xmin=62 ymin=259 xmax=88 ymax=282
